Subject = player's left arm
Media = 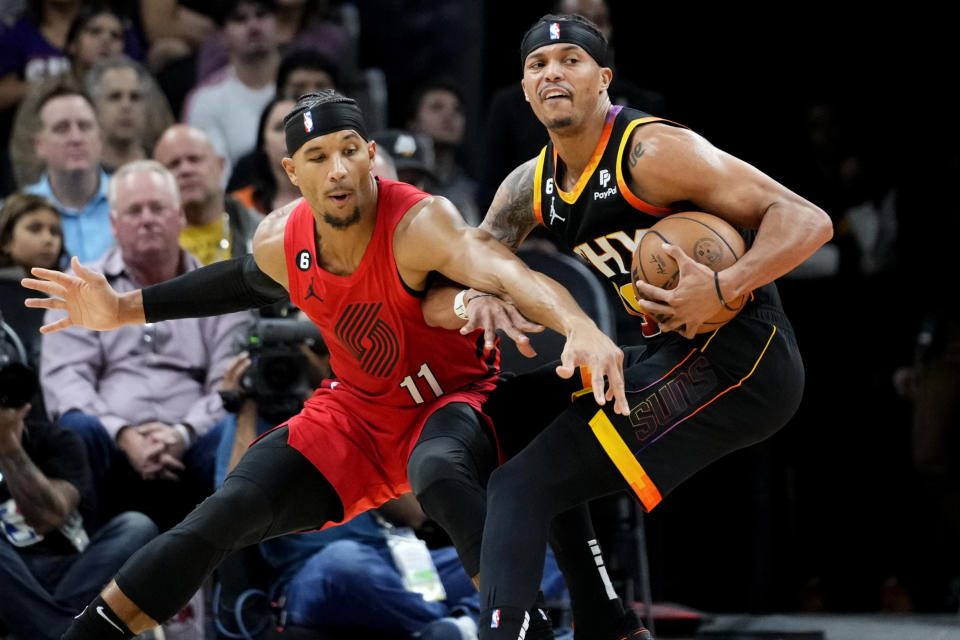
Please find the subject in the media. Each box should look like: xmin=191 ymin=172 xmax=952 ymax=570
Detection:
xmin=626 ymin=125 xmax=833 ymax=333
xmin=397 ymin=197 xmax=627 ymax=415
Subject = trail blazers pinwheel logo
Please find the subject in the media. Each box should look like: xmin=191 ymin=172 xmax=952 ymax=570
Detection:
xmin=335 ymin=302 xmax=399 ymax=376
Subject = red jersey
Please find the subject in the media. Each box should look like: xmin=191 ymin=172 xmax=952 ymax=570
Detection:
xmin=280 ymin=179 xmax=499 ymax=524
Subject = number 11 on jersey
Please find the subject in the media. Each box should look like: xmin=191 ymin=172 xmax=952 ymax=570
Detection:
xmin=399 ymin=362 xmax=444 ymax=404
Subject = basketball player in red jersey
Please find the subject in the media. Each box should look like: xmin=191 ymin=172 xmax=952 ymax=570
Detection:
xmin=423 ymin=13 xmax=834 ymax=640
xmin=24 ymin=90 xmax=629 ymax=640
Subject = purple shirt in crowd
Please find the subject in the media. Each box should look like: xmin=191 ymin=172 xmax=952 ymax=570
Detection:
xmin=0 ymin=15 xmax=69 ymax=81
xmin=40 ymin=246 xmax=253 ymax=439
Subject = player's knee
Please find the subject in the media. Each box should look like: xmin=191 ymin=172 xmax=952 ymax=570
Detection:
xmin=178 ymin=475 xmax=274 ymax=549
xmin=408 ymin=445 xmax=469 ymax=496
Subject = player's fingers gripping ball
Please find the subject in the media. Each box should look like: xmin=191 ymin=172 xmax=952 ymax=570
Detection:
xmin=631 ymin=211 xmax=748 ymax=333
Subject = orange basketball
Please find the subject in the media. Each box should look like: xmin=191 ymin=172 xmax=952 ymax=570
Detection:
xmin=631 ymin=211 xmax=748 ymax=333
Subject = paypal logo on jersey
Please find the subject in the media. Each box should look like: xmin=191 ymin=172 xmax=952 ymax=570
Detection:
xmin=594 ymin=169 xmax=617 ymax=200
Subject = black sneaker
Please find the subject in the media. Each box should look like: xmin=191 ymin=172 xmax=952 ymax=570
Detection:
xmin=610 ymin=608 xmax=653 ymax=640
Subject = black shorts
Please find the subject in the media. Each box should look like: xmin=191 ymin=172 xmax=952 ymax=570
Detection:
xmin=490 ymin=300 xmax=805 ymax=512
xmin=576 ymin=302 xmax=804 ymax=510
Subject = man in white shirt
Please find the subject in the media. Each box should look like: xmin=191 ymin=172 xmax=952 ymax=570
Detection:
xmin=181 ymin=0 xmax=278 ymax=175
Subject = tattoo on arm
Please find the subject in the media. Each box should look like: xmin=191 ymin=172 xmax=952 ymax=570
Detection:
xmin=480 ymin=161 xmax=538 ymax=251
xmin=628 ymin=140 xmax=645 ymax=167
xmin=0 ymin=448 xmax=71 ymax=528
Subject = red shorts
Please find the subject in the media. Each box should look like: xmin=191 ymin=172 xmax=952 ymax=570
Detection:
xmin=284 ymin=379 xmax=497 ymax=527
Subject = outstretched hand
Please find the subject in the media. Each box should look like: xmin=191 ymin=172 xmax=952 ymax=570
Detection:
xmin=459 ymin=293 xmax=545 ymax=357
xmin=634 ymin=243 xmax=721 ymax=339
xmin=556 ymin=322 xmax=628 ymax=416
xmin=21 ymin=257 xmax=130 ymax=333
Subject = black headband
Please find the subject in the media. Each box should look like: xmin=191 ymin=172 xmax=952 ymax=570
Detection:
xmin=285 ymin=101 xmax=369 ymax=156
xmin=519 ymin=19 xmax=609 ymax=69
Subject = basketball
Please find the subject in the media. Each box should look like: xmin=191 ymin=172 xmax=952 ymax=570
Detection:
xmin=631 ymin=211 xmax=748 ymax=333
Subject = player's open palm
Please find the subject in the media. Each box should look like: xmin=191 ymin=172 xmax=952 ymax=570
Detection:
xmin=21 ymin=256 xmax=125 ymax=333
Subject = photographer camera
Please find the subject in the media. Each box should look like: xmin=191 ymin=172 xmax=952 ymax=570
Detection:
xmin=0 ymin=313 xmax=158 ymax=640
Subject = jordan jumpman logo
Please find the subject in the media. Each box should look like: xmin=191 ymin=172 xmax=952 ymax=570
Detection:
xmin=305 ymin=277 xmax=322 ymax=302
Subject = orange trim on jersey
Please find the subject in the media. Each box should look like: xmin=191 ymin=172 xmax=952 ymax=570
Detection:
xmin=615 ymin=117 xmax=675 ymax=217
xmin=554 ymin=108 xmax=619 ymax=205
xmin=532 ymin=147 xmax=548 ymax=226
xmin=588 ymin=409 xmax=663 ymax=511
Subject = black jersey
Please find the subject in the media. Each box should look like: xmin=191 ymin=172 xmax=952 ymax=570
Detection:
xmin=532 ymin=105 xmax=778 ymax=338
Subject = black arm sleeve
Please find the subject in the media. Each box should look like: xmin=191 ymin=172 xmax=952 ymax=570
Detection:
xmin=142 ymin=254 xmax=289 ymax=322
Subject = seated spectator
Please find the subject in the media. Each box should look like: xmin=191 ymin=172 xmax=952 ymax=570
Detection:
xmin=226 ymin=47 xmax=341 ymax=195
xmin=136 ymin=0 xmax=215 ymax=74
xmin=84 ymin=55 xmax=174 ymax=174
xmin=0 ymin=0 xmax=77 ymax=111
xmin=275 ymin=46 xmax=340 ymax=100
xmin=39 ymin=159 xmax=252 ymax=530
xmin=62 ymin=5 xmax=127 ymax=91
xmin=182 ymin=0 xmax=279 ymax=174
xmin=372 ymin=128 xmax=436 ymax=191
xmin=406 ymin=78 xmax=480 ymax=225
xmin=0 ymin=336 xmax=158 ymax=640
xmin=154 ymin=124 xmax=261 ymax=264
xmin=23 ymin=85 xmax=112 ymax=263
xmin=228 ymin=96 xmax=300 ymax=213
xmin=6 ymin=4 xmax=130 ymax=188
xmin=196 ymin=0 xmax=356 ymax=86
xmin=0 ymin=191 xmax=64 ymax=367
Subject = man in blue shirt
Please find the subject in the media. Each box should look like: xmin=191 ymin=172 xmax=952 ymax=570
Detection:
xmin=25 ymin=87 xmax=112 ymax=264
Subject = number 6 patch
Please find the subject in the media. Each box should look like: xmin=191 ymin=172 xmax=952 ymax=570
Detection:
xmin=297 ymin=250 xmax=312 ymax=271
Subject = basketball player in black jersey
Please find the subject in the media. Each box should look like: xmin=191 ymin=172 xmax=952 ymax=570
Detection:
xmin=424 ymin=13 xmax=833 ymax=640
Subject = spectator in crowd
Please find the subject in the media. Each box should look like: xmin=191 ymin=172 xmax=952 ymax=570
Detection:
xmin=407 ymin=78 xmax=480 ymax=225
xmin=6 ymin=4 xmax=131 ymax=188
xmin=137 ymin=0 xmax=215 ymax=74
xmin=197 ymin=0 xmax=357 ymax=87
xmin=24 ymin=85 xmax=112 ymax=264
xmin=0 ymin=336 xmax=158 ymax=640
xmin=275 ymin=46 xmax=340 ymax=100
xmin=153 ymin=124 xmax=261 ymax=264
xmin=182 ymin=0 xmax=279 ymax=174
xmin=0 ymin=0 xmax=78 ymax=111
xmin=372 ymin=128 xmax=435 ymax=191
xmin=228 ymin=96 xmax=299 ymax=215
xmin=62 ymin=5 xmax=126 ymax=91
xmin=0 ymin=192 xmax=64 ymax=368
xmin=39 ymin=160 xmax=252 ymax=530
xmin=84 ymin=55 xmax=174 ymax=174
xmin=225 ymin=49 xmax=341 ymax=193
xmin=131 ymin=0 xmax=216 ymax=120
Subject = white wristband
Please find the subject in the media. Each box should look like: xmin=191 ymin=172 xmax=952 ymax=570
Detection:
xmin=453 ymin=289 xmax=469 ymax=320
xmin=173 ymin=423 xmax=193 ymax=447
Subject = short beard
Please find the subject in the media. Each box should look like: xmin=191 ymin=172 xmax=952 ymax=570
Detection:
xmin=545 ymin=116 xmax=575 ymax=131
xmin=323 ymin=206 xmax=361 ymax=229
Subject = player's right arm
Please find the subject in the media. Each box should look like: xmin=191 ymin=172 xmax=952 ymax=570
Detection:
xmin=21 ymin=202 xmax=298 ymax=334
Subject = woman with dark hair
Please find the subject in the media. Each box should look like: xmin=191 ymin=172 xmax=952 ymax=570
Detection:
xmin=0 ymin=191 xmax=64 ymax=365
xmin=229 ymin=95 xmax=298 ymax=214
